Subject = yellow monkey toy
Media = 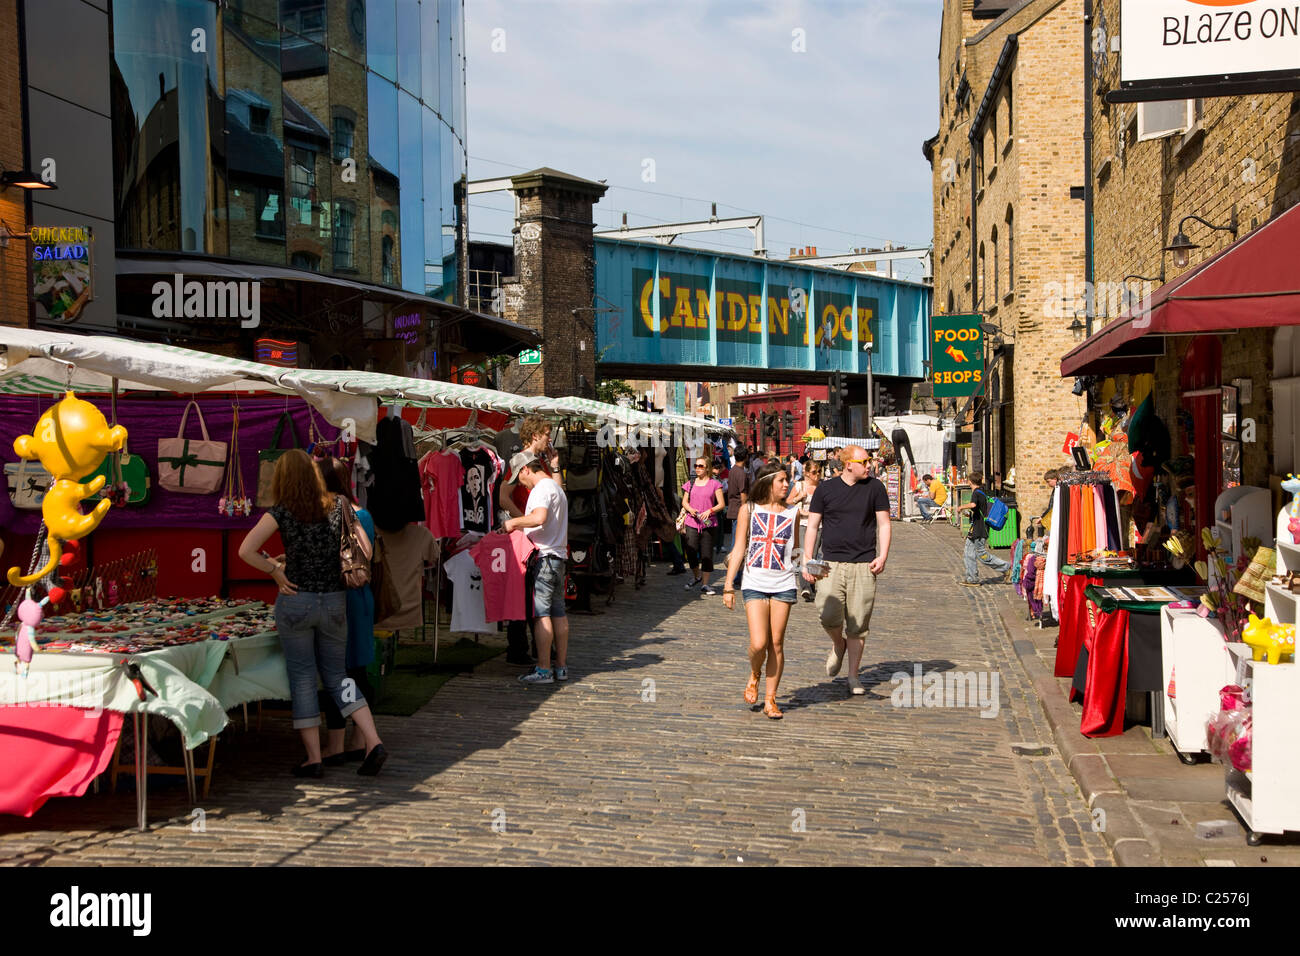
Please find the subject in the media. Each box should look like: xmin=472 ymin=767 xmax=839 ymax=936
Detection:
xmin=7 ymin=391 xmax=127 ymax=587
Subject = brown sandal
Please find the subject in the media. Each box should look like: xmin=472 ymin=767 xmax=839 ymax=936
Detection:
xmin=744 ymin=676 xmax=759 ymax=705
xmin=762 ymin=699 xmax=783 ymax=720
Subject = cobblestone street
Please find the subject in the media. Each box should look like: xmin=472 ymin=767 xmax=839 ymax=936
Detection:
xmin=0 ymin=523 xmax=1111 ymax=865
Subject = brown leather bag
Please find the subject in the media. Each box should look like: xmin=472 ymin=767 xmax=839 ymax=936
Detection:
xmin=370 ymin=534 xmax=400 ymax=620
xmin=338 ymin=498 xmax=373 ymax=589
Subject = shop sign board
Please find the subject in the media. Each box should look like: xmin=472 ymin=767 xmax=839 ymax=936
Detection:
xmin=930 ymin=314 xmax=984 ymax=398
xmin=1116 ymin=0 xmax=1300 ymax=101
xmin=30 ymin=225 xmax=94 ymax=322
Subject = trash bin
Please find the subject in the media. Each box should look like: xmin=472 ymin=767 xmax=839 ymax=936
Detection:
xmin=988 ymin=507 xmax=1020 ymax=548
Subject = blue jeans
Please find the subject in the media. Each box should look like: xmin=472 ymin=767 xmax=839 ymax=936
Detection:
xmin=964 ymin=537 xmax=1009 ymax=582
xmin=533 ymin=554 xmax=568 ymax=619
xmin=275 ymin=591 xmax=366 ymax=730
xmin=916 ymin=496 xmax=937 ymax=519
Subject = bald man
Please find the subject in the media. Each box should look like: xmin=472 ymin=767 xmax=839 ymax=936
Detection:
xmin=802 ymin=445 xmax=892 ymax=696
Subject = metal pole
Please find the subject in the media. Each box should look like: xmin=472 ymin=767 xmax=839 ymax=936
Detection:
xmin=865 ymin=345 xmax=874 ymax=438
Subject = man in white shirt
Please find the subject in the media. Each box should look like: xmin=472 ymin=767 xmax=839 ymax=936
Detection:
xmin=504 ymin=451 xmax=571 ymax=685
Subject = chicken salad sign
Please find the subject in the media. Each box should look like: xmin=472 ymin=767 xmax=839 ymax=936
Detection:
xmin=930 ymin=314 xmax=984 ymax=398
xmin=30 ymin=225 xmax=94 ymax=323
xmin=1120 ymin=0 xmax=1300 ymax=94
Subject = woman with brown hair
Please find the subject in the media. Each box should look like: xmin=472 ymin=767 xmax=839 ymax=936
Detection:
xmin=787 ymin=458 xmax=823 ymax=601
xmin=723 ymin=462 xmax=801 ymax=719
xmin=239 ymin=449 xmax=387 ymax=777
xmin=677 ymin=454 xmax=726 ymax=595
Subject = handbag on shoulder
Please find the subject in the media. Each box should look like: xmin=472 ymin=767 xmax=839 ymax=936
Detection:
xmin=157 ymin=401 xmax=227 ymax=494
xmin=338 ymin=498 xmax=373 ymax=588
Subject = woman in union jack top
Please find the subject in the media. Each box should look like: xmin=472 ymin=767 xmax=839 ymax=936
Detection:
xmin=722 ymin=462 xmax=802 ymax=719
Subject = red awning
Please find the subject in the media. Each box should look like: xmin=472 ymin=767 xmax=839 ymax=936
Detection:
xmin=1061 ymin=202 xmax=1300 ymax=377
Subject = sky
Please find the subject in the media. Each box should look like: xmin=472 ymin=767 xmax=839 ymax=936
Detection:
xmin=463 ymin=0 xmax=942 ymax=282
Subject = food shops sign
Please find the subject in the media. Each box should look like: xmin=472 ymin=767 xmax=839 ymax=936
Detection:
xmin=30 ymin=225 xmax=93 ymax=322
xmin=1117 ymin=0 xmax=1300 ymax=100
xmin=930 ymin=314 xmax=984 ymax=398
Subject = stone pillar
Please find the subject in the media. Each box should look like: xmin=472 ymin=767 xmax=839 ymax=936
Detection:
xmin=499 ymin=167 xmax=607 ymax=398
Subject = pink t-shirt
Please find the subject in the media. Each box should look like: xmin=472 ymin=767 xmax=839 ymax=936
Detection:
xmin=421 ymin=451 xmax=464 ymax=538
xmin=681 ymin=478 xmax=723 ymax=531
xmin=471 ymin=530 xmax=536 ymax=623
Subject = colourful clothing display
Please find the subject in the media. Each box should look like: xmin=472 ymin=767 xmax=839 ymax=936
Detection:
xmin=444 ymin=548 xmax=493 ymax=634
xmin=420 ymin=451 xmax=464 ymax=538
xmin=471 ymin=530 xmax=536 ymax=624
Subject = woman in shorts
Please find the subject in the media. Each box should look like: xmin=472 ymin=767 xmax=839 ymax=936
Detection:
xmin=722 ymin=462 xmax=801 ymax=719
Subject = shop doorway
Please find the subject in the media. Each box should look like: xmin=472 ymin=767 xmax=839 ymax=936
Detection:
xmin=1180 ymin=336 xmax=1222 ymax=560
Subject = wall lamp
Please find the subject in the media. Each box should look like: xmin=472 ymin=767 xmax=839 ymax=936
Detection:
xmin=0 ymin=165 xmax=56 ymax=191
xmin=1122 ymin=272 xmax=1165 ymax=311
xmin=1164 ymin=206 xmax=1237 ymax=269
xmin=1068 ymin=310 xmax=1087 ymax=342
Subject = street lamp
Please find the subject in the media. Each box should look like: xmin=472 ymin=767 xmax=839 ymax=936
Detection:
xmin=1164 ymin=206 xmax=1238 ymax=270
xmin=0 ymin=165 xmax=56 ymax=191
xmin=1068 ymin=312 xmax=1086 ymax=342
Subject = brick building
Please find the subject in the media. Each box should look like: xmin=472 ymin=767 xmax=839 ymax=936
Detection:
xmin=1062 ymin=0 xmax=1300 ymax=539
xmin=0 ymin=0 xmax=28 ymax=329
xmin=925 ymin=0 xmax=1086 ymax=508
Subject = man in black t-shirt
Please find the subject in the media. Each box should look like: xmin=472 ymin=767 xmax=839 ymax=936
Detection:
xmin=956 ymin=471 xmax=1011 ymax=586
xmin=802 ymin=445 xmax=892 ymax=696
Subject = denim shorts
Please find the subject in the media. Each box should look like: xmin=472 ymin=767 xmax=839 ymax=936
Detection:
xmin=533 ymin=554 xmax=568 ymax=619
xmin=742 ymin=588 xmax=797 ymax=604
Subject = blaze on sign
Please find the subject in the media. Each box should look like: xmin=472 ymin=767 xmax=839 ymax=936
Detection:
xmin=930 ymin=314 xmax=984 ymax=398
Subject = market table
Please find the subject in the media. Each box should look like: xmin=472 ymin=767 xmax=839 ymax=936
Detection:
xmin=0 ymin=599 xmax=287 ymax=825
xmin=1067 ymin=580 xmax=1197 ymax=738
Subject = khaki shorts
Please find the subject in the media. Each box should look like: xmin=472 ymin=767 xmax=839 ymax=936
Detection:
xmin=815 ymin=561 xmax=877 ymax=638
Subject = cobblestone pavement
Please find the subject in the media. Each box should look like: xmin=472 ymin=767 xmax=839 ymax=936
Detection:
xmin=0 ymin=522 xmax=1111 ymax=865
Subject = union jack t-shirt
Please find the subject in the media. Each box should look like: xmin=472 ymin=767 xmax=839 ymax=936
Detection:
xmin=742 ymin=505 xmax=800 ymax=593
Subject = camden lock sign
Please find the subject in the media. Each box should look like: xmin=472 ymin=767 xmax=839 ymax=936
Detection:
xmin=930 ymin=314 xmax=984 ymax=398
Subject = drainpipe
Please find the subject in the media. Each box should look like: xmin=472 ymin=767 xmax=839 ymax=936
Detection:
xmin=1083 ymin=0 xmax=1096 ymax=338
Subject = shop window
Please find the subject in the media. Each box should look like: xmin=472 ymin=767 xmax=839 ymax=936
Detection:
xmin=333 ymin=201 xmax=355 ymax=269
xmin=291 ymin=251 xmax=320 ymax=272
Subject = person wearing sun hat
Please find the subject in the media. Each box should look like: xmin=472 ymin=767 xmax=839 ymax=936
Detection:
xmin=504 ymin=450 xmax=570 ymax=685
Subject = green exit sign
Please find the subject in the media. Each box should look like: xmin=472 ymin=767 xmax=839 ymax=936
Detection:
xmin=518 ymin=348 xmax=542 ymax=366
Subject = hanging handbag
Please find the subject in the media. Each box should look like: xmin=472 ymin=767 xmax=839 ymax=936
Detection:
xmin=5 ymin=460 xmax=53 ymax=510
xmin=339 ymin=498 xmax=373 ymax=588
xmin=87 ymin=441 xmax=151 ymax=507
xmin=256 ymin=411 xmax=300 ymax=507
xmin=157 ymin=401 xmax=227 ymax=494
xmin=371 ymin=534 xmax=401 ymax=621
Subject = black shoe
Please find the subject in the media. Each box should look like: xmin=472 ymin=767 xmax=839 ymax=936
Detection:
xmin=291 ymin=762 xmax=324 ymax=778
xmin=322 ymin=752 xmax=346 ymax=767
xmin=357 ymin=744 xmax=388 ymax=776
xmin=667 ymin=567 xmax=687 ymax=576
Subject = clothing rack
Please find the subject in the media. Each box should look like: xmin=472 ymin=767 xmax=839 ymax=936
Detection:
xmin=1058 ymin=470 xmax=1111 ymax=486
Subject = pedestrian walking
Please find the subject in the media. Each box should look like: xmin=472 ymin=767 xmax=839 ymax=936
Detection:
xmin=678 ymin=455 xmax=726 ymax=595
xmin=238 ymin=449 xmax=387 ymax=777
xmin=723 ymin=462 xmax=801 ymax=719
xmin=786 ymin=458 xmax=824 ymax=601
xmin=725 ymin=448 xmax=751 ymax=589
xmin=505 ymin=451 xmax=571 ymax=684
xmin=801 ymin=445 xmax=891 ymax=696
xmin=956 ymin=471 xmax=1011 ymax=586
xmin=788 ymin=453 xmax=803 ymax=482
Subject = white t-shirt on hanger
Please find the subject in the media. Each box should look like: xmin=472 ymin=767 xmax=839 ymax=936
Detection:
xmin=444 ymin=549 xmax=494 ymax=634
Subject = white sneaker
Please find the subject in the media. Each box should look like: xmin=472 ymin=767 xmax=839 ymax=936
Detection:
xmin=847 ymin=675 xmax=865 ymax=696
xmin=826 ymin=645 xmax=846 ymax=678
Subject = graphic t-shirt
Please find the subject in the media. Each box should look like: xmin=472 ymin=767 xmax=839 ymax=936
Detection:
xmin=444 ymin=548 xmax=493 ymax=634
xmin=808 ymin=476 xmax=891 ymax=563
xmin=741 ymin=504 xmax=800 ymax=593
xmin=471 ymin=530 xmax=536 ymax=623
xmin=420 ymin=451 xmax=464 ymax=538
xmin=459 ymin=446 xmax=502 ymax=536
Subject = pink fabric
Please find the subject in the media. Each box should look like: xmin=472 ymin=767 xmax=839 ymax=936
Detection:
xmin=471 ymin=530 xmax=536 ymax=623
xmin=681 ymin=478 xmax=723 ymax=530
xmin=420 ymin=451 xmax=464 ymax=538
xmin=0 ymin=706 xmax=124 ymax=817
xmin=1092 ymin=486 xmax=1108 ymax=551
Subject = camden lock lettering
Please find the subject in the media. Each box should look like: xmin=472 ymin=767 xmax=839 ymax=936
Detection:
xmin=152 ymin=273 xmax=261 ymax=329
xmin=633 ymin=269 xmax=875 ymax=349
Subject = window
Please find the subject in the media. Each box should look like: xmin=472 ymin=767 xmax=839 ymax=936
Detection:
xmin=978 ymin=242 xmax=986 ymax=308
xmin=289 ymin=147 xmax=315 ymax=223
xmin=1006 ymin=80 xmax=1013 ymax=140
xmin=1137 ymin=99 xmax=1196 ymax=142
xmin=947 ymin=290 xmax=955 ymax=314
xmin=1005 ymin=206 xmax=1015 ymax=289
xmin=333 ymin=201 xmax=355 ymax=268
xmin=975 ymin=142 xmax=985 ymax=188
xmin=382 ymin=235 xmax=395 ymax=285
xmin=991 ymin=226 xmax=999 ymax=301
xmin=332 ymin=116 xmax=354 ymax=161
xmin=291 ymin=252 xmax=320 ymax=272
xmin=249 ymin=105 xmax=270 ymax=135
xmin=254 ymin=187 xmax=284 ymax=239
xmin=989 ymin=113 xmax=998 ymax=164
xmin=286 ymin=4 xmax=326 ymax=42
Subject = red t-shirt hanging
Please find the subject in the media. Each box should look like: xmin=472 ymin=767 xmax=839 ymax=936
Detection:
xmin=420 ymin=451 xmax=464 ymax=538
xmin=470 ymin=530 xmax=536 ymax=623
